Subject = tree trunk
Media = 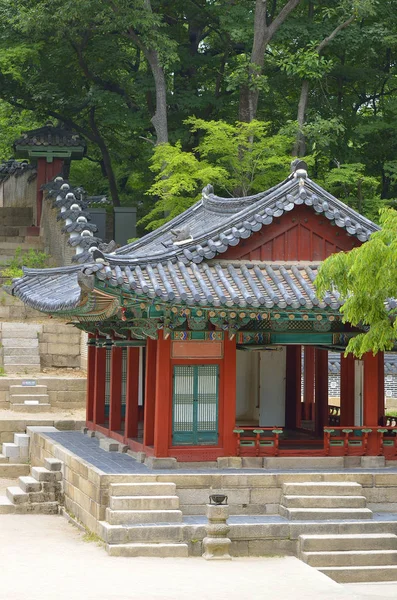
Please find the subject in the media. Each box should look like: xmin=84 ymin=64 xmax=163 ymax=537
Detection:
xmin=89 ymin=109 xmax=120 ymax=207
xmin=292 ymin=14 xmax=356 ymax=156
xmin=239 ymin=0 xmax=301 ymax=122
xmin=145 ymin=49 xmax=169 ymax=144
xmin=292 ymin=79 xmax=309 ymax=157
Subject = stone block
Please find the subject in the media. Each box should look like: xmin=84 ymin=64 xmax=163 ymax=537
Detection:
xmin=2 ymin=338 xmax=38 ymax=348
xmin=2 ymin=443 xmax=20 ymax=458
xmin=248 ymin=539 xmax=296 ymax=556
xmin=361 ymin=456 xmax=385 ymax=469
xmin=14 ymin=433 xmax=30 ymax=447
xmin=250 ymin=488 xmax=281 ymax=504
xmin=177 ymin=488 xmax=211 ymax=505
xmin=51 ymin=355 xmax=80 ymax=367
xmin=31 ymin=467 xmax=62 ymax=482
xmin=374 ymin=474 xmax=397 ymax=487
xmin=241 ymin=457 xmax=263 ymax=469
xmin=47 ymin=343 xmax=80 ymax=356
xmin=217 ymin=457 xmax=242 ymax=469
xmin=99 ymin=439 xmax=119 ymax=452
xmin=44 ymin=458 xmax=63 ymax=471
xmin=19 ymin=446 xmax=29 ymax=459
xmin=145 ymin=457 xmax=177 ymax=469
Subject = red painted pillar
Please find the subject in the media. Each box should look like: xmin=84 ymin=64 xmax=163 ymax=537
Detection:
xmin=109 ymin=345 xmax=123 ymax=432
xmin=315 ymin=348 xmax=328 ymax=436
xmin=93 ymin=343 xmax=107 ymax=426
xmin=144 ymin=339 xmax=157 ymax=447
xmin=125 ymin=347 xmax=140 ymax=439
xmin=363 ymin=351 xmax=384 ymax=454
xmin=378 ymin=351 xmax=385 ymax=424
xmin=303 ymin=347 xmax=315 ymax=420
xmin=285 ymin=346 xmax=302 ymax=430
xmin=86 ymin=336 xmax=96 ymax=424
xmin=340 ymin=353 xmax=355 ymax=426
xmin=223 ymin=336 xmax=237 ymax=456
xmin=154 ymin=331 xmax=172 ymax=457
xmin=363 ymin=352 xmax=384 ymax=426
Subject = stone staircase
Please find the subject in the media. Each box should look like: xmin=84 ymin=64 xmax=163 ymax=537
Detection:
xmin=0 ymin=432 xmax=30 ymax=464
xmin=0 ymin=207 xmax=40 ymax=264
xmin=8 ymin=381 xmax=50 ymax=412
xmin=99 ymin=482 xmax=188 ymax=557
xmin=0 ymin=457 xmax=62 ymax=514
xmin=299 ymin=533 xmax=397 ymax=583
xmin=2 ymin=323 xmax=41 ymax=375
xmin=279 ymin=481 xmax=373 ymax=520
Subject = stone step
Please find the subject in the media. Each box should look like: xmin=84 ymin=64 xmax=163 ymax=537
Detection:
xmin=18 ymin=476 xmax=42 ymax=493
xmin=4 ymin=366 xmax=41 ymax=375
xmin=10 ymin=395 xmax=49 ymax=404
xmin=282 ymin=482 xmax=363 ymax=496
xmin=279 ymin=507 xmax=373 ymax=521
xmin=299 ymin=534 xmax=397 ymax=552
xmin=3 ymin=339 xmax=39 ymax=349
xmin=31 ymin=467 xmax=62 ymax=483
xmin=319 ymin=565 xmax=397 ymax=583
xmin=0 ymin=454 xmax=8 ymax=463
xmin=302 ymin=549 xmax=397 ymax=568
xmin=6 ymin=486 xmax=28 ymax=505
xmin=14 ymin=501 xmax=59 ymax=515
xmin=106 ymin=543 xmax=189 ymax=557
xmin=110 ymin=482 xmax=177 ymax=497
xmin=0 ymin=464 xmax=30 ymax=477
xmin=282 ymin=495 xmax=367 ymax=509
xmin=105 ymin=508 xmax=183 ymax=525
xmin=5 ymin=348 xmax=40 ymax=358
xmin=4 ymin=356 xmax=41 ymax=365
xmin=10 ymin=385 xmax=48 ymax=394
xmin=0 ymin=496 xmax=15 ymax=514
xmin=2 ymin=442 xmax=20 ymax=459
xmin=1 ymin=323 xmax=41 ymax=338
xmin=99 ymin=521 xmax=185 ymax=544
xmin=110 ymin=495 xmax=180 ymax=511
xmin=10 ymin=404 xmax=51 ymax=413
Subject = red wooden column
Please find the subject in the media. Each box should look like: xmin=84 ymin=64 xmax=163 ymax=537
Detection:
xmin=109 ymin=345 xmax=123 ymax=432
xmin=363 ymin=351 xmax=384 ymax=454
xmin=125 ymin=347 xmax=140 ymax=439
xmin=315 ymin=348 xmax=328 ymax=436
xmin=93 ymin=342 xmax=107 ymax=426
xmin=86 ymin=336 xmax=96 ymax=424
xmin=153 ymin=331 xmax=172 ymax=457
xmin=363 ymin=351 xmax=384 ymax=426
xmin=303 ymin=346 xmax=315 ymax=420
xmin=285 ymin=346 xmax=302 ymax=430
xmin=222 ymin=336 xmax=237 ymax=456
xmin=340 ymin=353 xmax=355 ymax=426
xmin=144 ymin=339 xmax=157 ymax=447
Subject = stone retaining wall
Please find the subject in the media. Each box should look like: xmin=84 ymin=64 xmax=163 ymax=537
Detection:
xmin=29 ymin=431 xmax=397 ymax=546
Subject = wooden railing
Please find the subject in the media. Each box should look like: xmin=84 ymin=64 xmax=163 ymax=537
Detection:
xmin=233 ymin=427 xmax=283 ymax=457
xmin=324 ymin=426 xmax=397 ymax=457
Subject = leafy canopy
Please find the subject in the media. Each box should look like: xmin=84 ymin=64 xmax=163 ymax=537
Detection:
xmin=142 ymin=118 xmax=292 ymax=230
xmin=315 ymin=209 xmax=397 ymax=356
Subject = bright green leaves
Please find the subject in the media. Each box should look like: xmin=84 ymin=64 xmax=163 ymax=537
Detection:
xmin=142 ymin=118 xmax=293 ymax=230
xmin=316 ymin=208 xmax=397 ymax=356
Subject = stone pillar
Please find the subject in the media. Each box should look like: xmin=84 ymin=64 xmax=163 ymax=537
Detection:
xmin=202 ymin=499 xmax=232 ymax=560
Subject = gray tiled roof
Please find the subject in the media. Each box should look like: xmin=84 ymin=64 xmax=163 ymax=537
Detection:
xmin=0 ymin=160 xmax=36 ymax=182
xmin=115 ymin=172 xmax=379 ymax=266
xmin=12 ymin=260 xmax=341 ymax=313
xmin=14 ymin=124 xmax=86 ymax=148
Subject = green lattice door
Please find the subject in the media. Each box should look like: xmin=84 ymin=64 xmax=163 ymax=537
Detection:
xmin=172 ymin=364 xmax=219 ymax=446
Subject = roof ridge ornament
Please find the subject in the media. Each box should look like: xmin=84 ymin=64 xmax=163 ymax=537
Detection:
xmin=171 ymin=225 xmax=193 ymax=246
xmin=202 ymin=184 xmax=214 ymax=200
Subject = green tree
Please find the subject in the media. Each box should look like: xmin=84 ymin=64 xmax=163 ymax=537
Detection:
xmin=315 ymin=209 xmax=397 ymax=356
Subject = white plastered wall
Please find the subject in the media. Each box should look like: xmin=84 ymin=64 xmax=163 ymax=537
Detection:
xmin=259 ymin=347 xmax=286 ymax=427
xmin=236 ymin=350 xmax=259 ymax=423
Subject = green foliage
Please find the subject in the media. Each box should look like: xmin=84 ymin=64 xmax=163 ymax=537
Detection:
xmin=2 ymin=247 xmax=49 ymax=283
xmin=142 ymin=118 xmax=292 ymax=230
xmin=316 ymin=209 xmax=397 ymax=356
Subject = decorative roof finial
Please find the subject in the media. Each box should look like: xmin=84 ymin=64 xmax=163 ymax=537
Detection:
xmin=291 ymin=159 xmax=308 ymax=178
xmin=171 ymin=225 xmax=193 ymax=245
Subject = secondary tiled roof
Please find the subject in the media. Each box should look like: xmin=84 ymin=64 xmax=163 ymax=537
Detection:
xmin=115 ymin=170 xmax=379 ymax=266
xmin=12 ymin=261 xmax=341 ymax=314
xmin=14 ymin=123 xmax=86 ymax=148
xmin=0 ymin=160 xmax=36 ymax=182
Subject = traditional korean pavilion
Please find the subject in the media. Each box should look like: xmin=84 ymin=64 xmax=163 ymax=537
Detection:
xmin=12 ymin=163 xmax=392 ymax=462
